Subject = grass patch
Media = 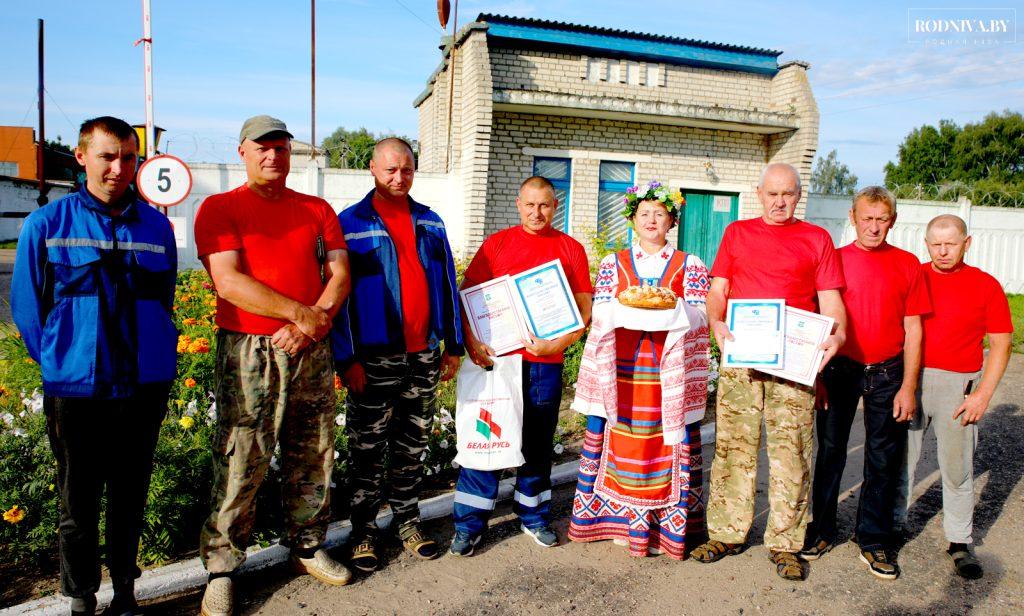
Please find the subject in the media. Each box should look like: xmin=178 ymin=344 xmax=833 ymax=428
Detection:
xmin=0 ymin=240 xmax=17 ymax=249
xmin=1008 ymin=293 xmax=1023 ymax=353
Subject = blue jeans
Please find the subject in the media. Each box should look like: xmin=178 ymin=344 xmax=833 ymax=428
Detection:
xmin=810 ymin=354 xmax=907 ymax=551
xmin=453 ymin=361 xmax=563 ymax=536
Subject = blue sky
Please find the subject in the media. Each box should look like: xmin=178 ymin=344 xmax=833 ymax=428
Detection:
xmin=2 ymin=0 xmax=1022 ymax=185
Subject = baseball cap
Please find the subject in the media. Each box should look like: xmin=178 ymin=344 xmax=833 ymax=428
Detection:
xmin=239 ymin=115 xmax=294 ymax=143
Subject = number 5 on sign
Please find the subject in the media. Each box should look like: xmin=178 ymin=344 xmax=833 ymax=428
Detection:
xmin=137 ymin=154 xmax=192 ymax=207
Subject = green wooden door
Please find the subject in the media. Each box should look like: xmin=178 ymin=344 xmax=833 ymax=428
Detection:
xmin=679 ymin=191 xmax=739 ymax=267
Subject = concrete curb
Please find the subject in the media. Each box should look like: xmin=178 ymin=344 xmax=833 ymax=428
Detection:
xmin=4 ymin=423 xmax=716 ymax=615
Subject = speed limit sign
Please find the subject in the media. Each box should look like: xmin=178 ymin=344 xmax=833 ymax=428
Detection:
xmin=137 ymin=154 xmax=193 ymax=207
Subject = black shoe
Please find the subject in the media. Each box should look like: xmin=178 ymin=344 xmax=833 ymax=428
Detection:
xmin=70 ymin=594 xmax=97 ymax=616
xmin=859 ymin=548 xmax=900 ymax=580
xmin=449 ymin=531 xmax=481 ymax=557
xmin=799 ymin=537 xmax=834 ymax=561
xmin=103 ymin=594 xmax=139 ymax=616
xmin=947 ymin=543 xmax=983 ymax=580
xmin=105 ymin=580 xmax=138 ymax=616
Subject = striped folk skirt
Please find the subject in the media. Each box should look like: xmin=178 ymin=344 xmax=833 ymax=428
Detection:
xmin=568 ymin=329 xmax=706 ymax=559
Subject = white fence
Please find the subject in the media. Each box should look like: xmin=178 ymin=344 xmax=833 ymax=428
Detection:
xmin=806 ymin=194 xmax=1024 ymax=293
xmin=163 ymin=163 xmax=458 ymax=271
xmin=0 ymin=166 xmax=460 ymax=272
xmin=5 ymin=175 xmax=1023 ymax=294
xmin=0 ymin=178 xmax=72 ymax=241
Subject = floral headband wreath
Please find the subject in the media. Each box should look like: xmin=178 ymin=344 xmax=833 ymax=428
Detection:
xmin=622 ymin=181 xmax=686 ymax=224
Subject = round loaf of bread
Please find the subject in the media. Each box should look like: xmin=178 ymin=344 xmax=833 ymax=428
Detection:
xmin=617 ymin=285 xmax=677 ymax=309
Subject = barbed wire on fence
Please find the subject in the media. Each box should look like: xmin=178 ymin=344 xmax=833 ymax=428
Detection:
xmin=886 ymin=182 xmax=1024 ymax=208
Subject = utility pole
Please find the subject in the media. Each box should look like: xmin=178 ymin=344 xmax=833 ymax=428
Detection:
xmin=444 ymin=1 xmax=458 ymax=173
xmin=311 ymin=0 xmax=317 ymax=160
xmin=142 ymin=0 xmax=155 ymax=159
xmin=36 ymin=18 xmax=47 ymax=206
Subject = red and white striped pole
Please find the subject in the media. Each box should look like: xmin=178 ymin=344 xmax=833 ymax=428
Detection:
xmin=142 ymin=0 xmax=155 ymax=160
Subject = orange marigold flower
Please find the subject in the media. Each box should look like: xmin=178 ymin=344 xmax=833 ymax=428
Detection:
xmin=179 ymin=294 xmax=192 ymax=302
xmin=23 ymin=358 xmax=34 ymax=365
xmin=184 ymin=377 xmax=197 ymax=388
xmin=207 ymin=298 xmax=218 ymax=307
xmin=0 ymin=385 xmax=8 ymax=397
xmin=334 ymin=374 xmax=343 ymax=391
xmin=182 ymin=318 xmax=199 ymax=326
xmin=186 ymin=337 xmax=211 ymax=354
xmin=3 ymin=505 xmax=26 ymax=524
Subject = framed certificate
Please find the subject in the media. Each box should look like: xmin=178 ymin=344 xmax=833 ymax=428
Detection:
xmin=758 ymin=307 xmax=835 ymax=386
xmin=460 ymin=277 xmax=532 ymax=356
xmin=721 ymin=299 xmax=785 ymax=369
xmin=510 ymin=260 xmax=585 ymax=340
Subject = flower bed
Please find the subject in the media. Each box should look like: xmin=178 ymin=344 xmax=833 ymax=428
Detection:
xmin=0 ymin=269 xmax=579 ymax=572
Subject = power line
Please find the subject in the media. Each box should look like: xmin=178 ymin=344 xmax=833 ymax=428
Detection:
xmin=43 ymin=88 xmax=78 ymax=137
xmin=391 ymin=0 xmax=443 ymax=34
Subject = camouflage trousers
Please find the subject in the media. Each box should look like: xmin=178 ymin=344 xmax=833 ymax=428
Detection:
xmin=200 ymin=331 xmax=336 ymax=574
xmin=346 ymin=348 xmax=441 ymax=538
xmin=706 ymin=368 xmax=815 ymax=552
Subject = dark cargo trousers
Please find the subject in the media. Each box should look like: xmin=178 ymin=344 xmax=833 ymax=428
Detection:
xmin=44 ymin=384 xmax=170 ymax=598
xmin=344 ymin=348 xmax=441 ymax=539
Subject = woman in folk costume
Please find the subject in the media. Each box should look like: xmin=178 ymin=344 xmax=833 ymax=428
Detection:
xmin=568 ymin=181 xmax=711 ymax=559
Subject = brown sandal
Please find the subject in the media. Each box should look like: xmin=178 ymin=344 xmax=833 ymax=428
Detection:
xmin=769 ymin=550 xmax=808 ymax=581
xmin=691 ymin=540 xmax=743 ymax=563
xmin=350 ymin=537 xmax=379 ymax=572
xmin=402 ymin=528 xmax=440 ymax=560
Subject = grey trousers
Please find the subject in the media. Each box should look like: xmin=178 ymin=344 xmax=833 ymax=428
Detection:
xmin=895 ymin=367 xmax=982 ymax=544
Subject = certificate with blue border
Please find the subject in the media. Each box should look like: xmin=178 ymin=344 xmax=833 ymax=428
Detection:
xmin=721 ymin=299 xmax=785 ymax=369
xmin=510 ymin=260 xmax=584 ymax=341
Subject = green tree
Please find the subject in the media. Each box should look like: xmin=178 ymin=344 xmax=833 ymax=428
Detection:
xmin=320 ymin=127 xmax=417 ymax=170
xmin=951 ymin=110 xmax=1024 ymax=185
xmin=810 ymin=149 xmax=858 ymax=195
xmin=884 ymin=112 xmax=1024 ymax=189
xmin=883 ymin=119 xmax=959 ymax=187
xmin=45 ymin=136 xmax=73 ymax=155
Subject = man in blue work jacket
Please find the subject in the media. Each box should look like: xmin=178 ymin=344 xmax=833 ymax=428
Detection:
xmin=332 ymin=137 xmax=463 ymax=572
xmin=12 ymin=116 xmax=177 ymax=616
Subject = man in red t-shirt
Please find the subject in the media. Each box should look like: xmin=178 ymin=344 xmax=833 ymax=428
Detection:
xmin=450 ymin=176 xmax=593 ymax=556
xmin=692 ymin=163 xmax=847 ymax=582
xmin=802 ymin=187 xmax=930 ymax=580
xmin=898 ymin=214 xmax=1012 ymax=581
xmin=194 ymin=116 xmax=353 ymax=614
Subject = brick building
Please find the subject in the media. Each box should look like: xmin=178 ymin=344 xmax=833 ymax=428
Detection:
xmin=0 ymin=126 xmax=38 ymax=180
xmin=414 ymin=14 xmax=819 ymax=264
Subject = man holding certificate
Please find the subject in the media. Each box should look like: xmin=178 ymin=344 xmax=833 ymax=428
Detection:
xmin=450 ymin=176 xmax=593 ymax=556
xmin=801 ymin=187 xmax=931 ymax=581
xmin=692 ymin=163 xmax=847 ymax=582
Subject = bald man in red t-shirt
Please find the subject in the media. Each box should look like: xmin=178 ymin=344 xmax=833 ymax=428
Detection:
xmin=897 ymin=214 xmax=1013 ymax=581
